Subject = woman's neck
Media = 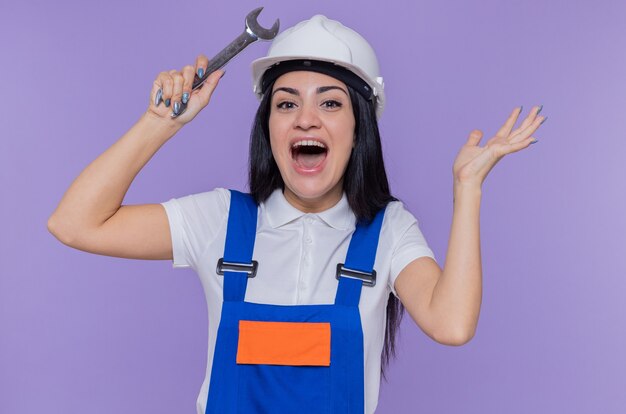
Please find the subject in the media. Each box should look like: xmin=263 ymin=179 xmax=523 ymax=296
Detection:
xmin=282 ymin=185 xmax=343 ymax=213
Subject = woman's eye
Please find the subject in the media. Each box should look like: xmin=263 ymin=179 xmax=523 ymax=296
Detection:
xmin=276 ymin=101 xmax=296 ymax=110
xmin=322 ymin=100 xmax=342 ymax=109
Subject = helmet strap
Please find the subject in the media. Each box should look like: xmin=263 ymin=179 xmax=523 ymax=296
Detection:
xmin=260 ymin=59 xmax=374 ymax=102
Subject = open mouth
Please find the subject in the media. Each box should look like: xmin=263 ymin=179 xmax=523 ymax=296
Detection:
xmin=290 ymin=140 xmax=328 ymax=170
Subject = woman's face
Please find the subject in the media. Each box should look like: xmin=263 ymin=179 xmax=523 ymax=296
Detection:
xmin=269 ymin=70 xmax=356 ymax=213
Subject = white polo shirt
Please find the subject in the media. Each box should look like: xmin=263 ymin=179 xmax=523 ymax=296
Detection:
xmin=161 ymin=187 xmax=436 ymax=414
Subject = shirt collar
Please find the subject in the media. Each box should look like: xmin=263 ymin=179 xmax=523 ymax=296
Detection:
xmin=264 ymin=188 xmax=354 ymax=230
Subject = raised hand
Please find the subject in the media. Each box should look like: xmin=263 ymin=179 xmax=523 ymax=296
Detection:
xmin=145 ymin=54 xmax=225 ymax=126
xmin=452 ymin=106 xmax=547 ymax=187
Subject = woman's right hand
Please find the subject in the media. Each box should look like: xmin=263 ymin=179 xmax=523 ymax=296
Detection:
xmin=145 ymin=54 xmax=225 ymax=126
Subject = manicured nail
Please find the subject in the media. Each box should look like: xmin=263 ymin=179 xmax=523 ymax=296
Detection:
xmin=154 ymin=88 xmax=163 ymax=106
xmin=540 ymin=116 xmax=548 ymax=125
xmin=182 ymin=92 xmax=189 ymax=104
xmin=197 ymin=68 xmax=204 ymax=78
xmin=220 ymin=71 xmax=226 ymax=79
xmin=165 ymin=98 xmax=171 ymax=107
xmin=530 ymin=138 xmax=539 ymax=144
xmin=173 ymin=101 xmax=181 ymax=115
xmin=537 ymin=104 xmax=543 ymax=114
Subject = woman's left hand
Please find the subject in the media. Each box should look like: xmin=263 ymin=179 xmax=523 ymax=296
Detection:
xmin=452 ymin=105 xmax=546 ymax=188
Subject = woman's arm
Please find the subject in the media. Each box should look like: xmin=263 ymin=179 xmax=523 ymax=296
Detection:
xmin=395 ymin=182 xmax=482 ymax=346
xmin=48 ymin=57 xmax=223 ymax=250
xmin=48 ymin=113 xmax=179 ymax=240
xmin=395 ymin=106 xmax=546 ymax=346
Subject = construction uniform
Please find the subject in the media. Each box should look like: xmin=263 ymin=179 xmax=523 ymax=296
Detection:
xmin=161 ymin=188 xmax=436 ymax=413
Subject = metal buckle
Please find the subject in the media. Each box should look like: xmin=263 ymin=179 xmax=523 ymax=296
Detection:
xmin=216 ymin=258 xmax=258 ymax=278
xmin=335 ymin=263 xmax=376 ymax=287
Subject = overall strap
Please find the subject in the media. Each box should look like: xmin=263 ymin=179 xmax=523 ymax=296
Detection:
xmin=221 ymin=189 xmax=258 ymax=302
xmin=335 ymin=206 xmax=387 ymax=307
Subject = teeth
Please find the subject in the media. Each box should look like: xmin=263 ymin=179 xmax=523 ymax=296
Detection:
xmin=292 ymin=140 xmax=327 ymax=149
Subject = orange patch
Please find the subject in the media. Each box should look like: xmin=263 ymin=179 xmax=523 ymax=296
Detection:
xmin=236 ymin=320 xmax=331 ymax=366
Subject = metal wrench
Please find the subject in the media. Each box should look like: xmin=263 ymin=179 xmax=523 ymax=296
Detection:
xmin=171 ymin=7 xmax=279 ymax=118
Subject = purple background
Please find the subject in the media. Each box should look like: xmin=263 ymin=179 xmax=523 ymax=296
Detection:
xmin=2 ymin=0 xmax=625 ymax=412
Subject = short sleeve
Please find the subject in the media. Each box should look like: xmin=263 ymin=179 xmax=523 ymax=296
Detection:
xmin=387 ymin=203 xmax=437 ymax=298
xmin=160 ymin=187 xmax=230 ymax=270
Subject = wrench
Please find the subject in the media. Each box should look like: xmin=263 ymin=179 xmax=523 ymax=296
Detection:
xmin=171 ymin=7 xmax=280 ymax=118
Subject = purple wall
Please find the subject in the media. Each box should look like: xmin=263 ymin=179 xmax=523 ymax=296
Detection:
xmin=2 ymin=0 xmax=625 ymax=412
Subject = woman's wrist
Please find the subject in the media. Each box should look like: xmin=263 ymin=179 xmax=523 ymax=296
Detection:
xmin=453 ymin=179 xmax=482 ymax=203
xmin=140 ymin=110 xmax=184 ymax=140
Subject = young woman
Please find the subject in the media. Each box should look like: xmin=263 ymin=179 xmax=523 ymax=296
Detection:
xmin=48 ymin=14 xmax=546 ymax=414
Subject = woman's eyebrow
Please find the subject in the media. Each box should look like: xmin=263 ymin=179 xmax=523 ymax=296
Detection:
xmin=317 ymin=86 xmax=348 ymax=96
xmin=272 ymin=87 xmax=299 ymax=96
xmin=272 ymin=85 xmax=349 ymax=97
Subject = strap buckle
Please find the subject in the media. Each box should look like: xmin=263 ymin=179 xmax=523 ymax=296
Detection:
xmin=335 ymin=263 xmax=376 ymax=287
xmin=216 ymin=258 xmax=258 ymax=278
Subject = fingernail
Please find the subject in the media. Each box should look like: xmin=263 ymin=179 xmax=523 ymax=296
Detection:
xmin=182 ymin=92 xmax=189 ymax=104
xmin=165 ymin=98 xmax=171 ymax=107
xmin=537 ymin=104 xmax=543 ymax=114
xmin=173 ymin=101 xmax=181 ymax=115
xmin=220 ymin=71 xmax=226 ymax=79
xmin=198 ymin=68 xmax=204 ymax=78
xmin=530 ymin=138 xmax=539 ymax=144
xmin=154 ymin=88 xmax=163 ymax=106
xmin=540 ymin=116 xmax=548 ymax=125
xmin=519 ymin=105 xmax=523 ymax=113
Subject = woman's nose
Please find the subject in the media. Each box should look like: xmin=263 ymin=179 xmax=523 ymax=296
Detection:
xmin=294 ymin=103 xmax=321 ymax=130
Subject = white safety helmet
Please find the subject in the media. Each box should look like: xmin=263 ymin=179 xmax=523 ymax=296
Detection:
xmin=251 ymin=14 xmax=386 ymax=118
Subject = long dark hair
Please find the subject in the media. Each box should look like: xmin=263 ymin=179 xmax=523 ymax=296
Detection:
xmin=248 ymin=77 xmax=404 ymax=381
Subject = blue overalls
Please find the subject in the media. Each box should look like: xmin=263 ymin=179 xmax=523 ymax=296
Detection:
xmin=206 ymin=190 xmax=386 ymax=413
